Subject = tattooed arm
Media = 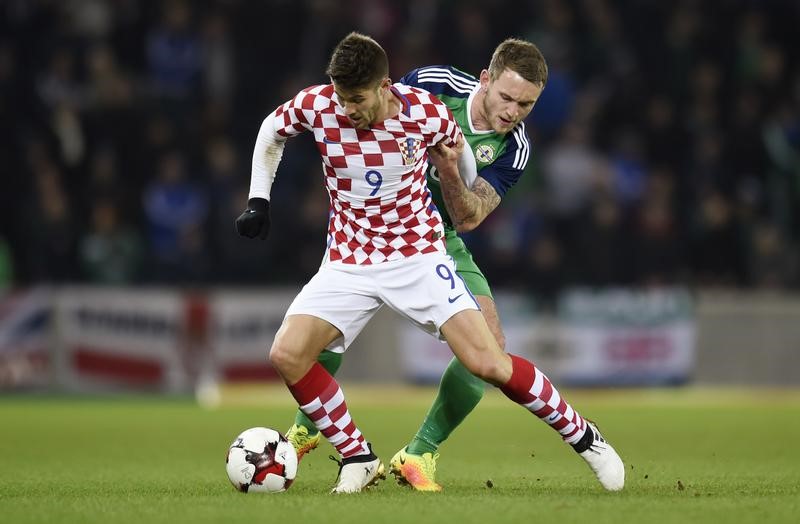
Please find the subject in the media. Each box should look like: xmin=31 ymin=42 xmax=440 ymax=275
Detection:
xmin=428 ymin=140 xmax=502 ymax=233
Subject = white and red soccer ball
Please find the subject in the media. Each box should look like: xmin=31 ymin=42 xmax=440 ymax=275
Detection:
xmin=226 ymin=427 xmax=298 ymax=493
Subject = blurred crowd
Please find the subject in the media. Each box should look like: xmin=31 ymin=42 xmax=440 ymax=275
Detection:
xmin=1 ymin=0 xmax=799 ymax=300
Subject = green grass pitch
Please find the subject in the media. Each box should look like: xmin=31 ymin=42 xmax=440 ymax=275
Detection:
xmin=1 ymin=386 xmax=798 ymax=524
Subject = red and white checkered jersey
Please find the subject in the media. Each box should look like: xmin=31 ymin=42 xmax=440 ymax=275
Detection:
xmin=269 ymin=83 xmax=463 ymax=265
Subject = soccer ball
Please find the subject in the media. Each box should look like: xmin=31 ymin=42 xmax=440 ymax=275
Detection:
xmin=226 ymin=427 xmax=298 ymax=493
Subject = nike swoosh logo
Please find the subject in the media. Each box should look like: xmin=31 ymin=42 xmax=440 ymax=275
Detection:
xmin=448 ymin=293 xmax=464 ymax=303
xmin=322 ymin=136 xmax=339 ymax=144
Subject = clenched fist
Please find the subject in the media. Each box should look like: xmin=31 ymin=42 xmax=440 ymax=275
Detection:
xmin=235 ymin=197 xmax=271 ymax=239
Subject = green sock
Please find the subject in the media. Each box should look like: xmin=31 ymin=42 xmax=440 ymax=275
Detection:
xmin=293 ymin=350 xmax=343 ymax=436
xmin=406 ymin=357 xmax=486 ymax=455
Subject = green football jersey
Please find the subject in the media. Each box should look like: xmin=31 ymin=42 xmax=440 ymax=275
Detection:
xmin=399 ymin=66 xmax=532 ymax=229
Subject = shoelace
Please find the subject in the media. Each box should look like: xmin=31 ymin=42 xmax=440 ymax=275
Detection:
xmin=329 ymin=454 xmax=344 ymax=480
xmin=328 ymin=454 xmax=370 ymax=487
xmin=329 ymin=442 xmax=379 ymax=484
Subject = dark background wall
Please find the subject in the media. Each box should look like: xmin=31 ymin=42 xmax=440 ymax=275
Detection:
xmin=1 ymin=0 xmax=798 ymax=305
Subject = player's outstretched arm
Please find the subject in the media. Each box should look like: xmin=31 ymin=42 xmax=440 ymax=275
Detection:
xmin=429 ymin=140 xmax=501 ymax=233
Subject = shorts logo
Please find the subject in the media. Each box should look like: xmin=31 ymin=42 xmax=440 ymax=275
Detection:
xmin=398 ymin=137 xmax=420 ymax=166
xmin=448 ymin=293 xmax=464 ymax=303
xmin=475 ymin=144 xmax=495 ymax=164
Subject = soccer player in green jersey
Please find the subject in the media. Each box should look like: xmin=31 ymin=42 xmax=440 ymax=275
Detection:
xmin=285 ymin=38 xmax=625 ymax=492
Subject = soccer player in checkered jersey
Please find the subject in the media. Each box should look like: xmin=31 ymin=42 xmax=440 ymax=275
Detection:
xmin=237 ymin=33 xmax=623 ymax=493
xmin=281 ymin=38 xmax=626 ymax=493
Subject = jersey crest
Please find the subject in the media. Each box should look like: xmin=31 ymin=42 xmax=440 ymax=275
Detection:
xmin=475 ymin=143 xmax=495 ymax=164
xmin=398 ymin=137 xmax=420 ymax=166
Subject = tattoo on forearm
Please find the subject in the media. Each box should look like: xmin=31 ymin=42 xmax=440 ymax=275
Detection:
xmin=440 ymin=176 xmax=500 ymax=229
xmin=473 ymin=178 xmax=501 ymax=214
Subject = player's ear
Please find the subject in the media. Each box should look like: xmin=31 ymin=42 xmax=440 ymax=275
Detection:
xmin=479 ymin=70 xmax=490 ymax=92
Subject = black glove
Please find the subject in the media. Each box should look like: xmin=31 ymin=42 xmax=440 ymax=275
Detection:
xmin=235 ymin=197 xmax=271 ymax=239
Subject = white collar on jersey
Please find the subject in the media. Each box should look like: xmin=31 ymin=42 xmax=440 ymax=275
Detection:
xmin=466 ymin=84 xmax=495 ymax=136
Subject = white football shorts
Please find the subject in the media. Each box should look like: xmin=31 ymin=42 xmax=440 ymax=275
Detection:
xmin=284 ymin=252 xmax=480 ymax=353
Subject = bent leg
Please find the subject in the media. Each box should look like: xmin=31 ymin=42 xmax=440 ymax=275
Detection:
xmin=499 ymin=355 xmax=625 ymax=490
xmin=441 ymin=309 xmax=588 ymax=444
xmin=417 ymin=292 xmax=624 ymax=491
xmin=279 ymin=262 xmax=384 ymax=464
xmin=407 ymin=296 xmax=503 ymax=454
xmin=406 ymin=357 xmax=485 ymax=454
xmin=271 ymin=314 xmax=371 ymax=459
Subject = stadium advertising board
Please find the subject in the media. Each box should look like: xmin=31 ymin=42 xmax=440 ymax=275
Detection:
xmin=556 ymin=288 xmax=695 ymax=385
xmin=53 ymin=287 xmax=186 ymax=391
xmin=207 ymin=290 xmax=297 ymax=382
xmin=400 ymin=288 xmax=695 ymax=386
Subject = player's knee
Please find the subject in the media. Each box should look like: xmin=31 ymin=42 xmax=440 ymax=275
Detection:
xmin=482 ymin=358 xmax=509 ymax=385
xmin=268 ymin=339 xmax=303 ymax=376
xmin=460 ymin=352 xmax=505 ymax=385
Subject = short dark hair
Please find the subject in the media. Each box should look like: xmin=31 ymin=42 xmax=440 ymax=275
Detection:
xmin=488 ymin=38 xmax=548 ymax=87
xmin=325 ymin=32 xmax=389 ymax=91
